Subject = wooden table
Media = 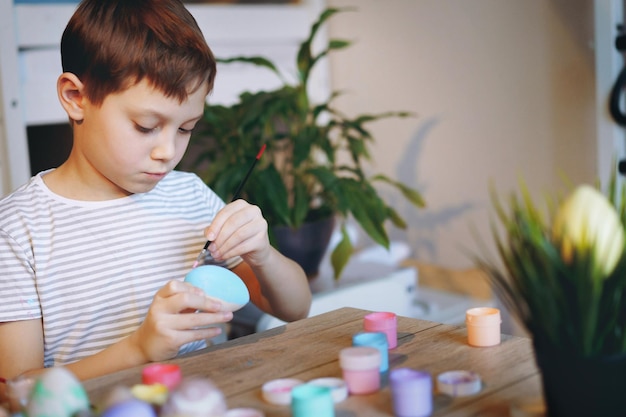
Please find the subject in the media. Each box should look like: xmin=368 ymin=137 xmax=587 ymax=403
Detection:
xmin=83 ymin=307 xmax=544 ymax=416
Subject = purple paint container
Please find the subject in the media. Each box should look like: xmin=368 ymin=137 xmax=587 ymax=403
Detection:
xmin=390 ymin=368 xmax=432 ymax=417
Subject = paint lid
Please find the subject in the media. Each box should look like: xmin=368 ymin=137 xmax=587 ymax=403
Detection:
xmin=261 ymin=378 xmax=304 ymax=405
xmin=390 ymin=368 xmax=432 ymax=387
xmin=353 ymin=331 xmax=388 ymax=349
xmin=436 ymin=370 xmax=481 ymax=397
xmin=465 ymin=307 xmax=501 ymax=326
xmin=339 ymin=347 xmax=381 ymax=371
xmin=308 ymin=377 xmax=348 ymax=403
xmin=364 ymin=312 xmax=397 ymax=330
xmin=141 ymin=363 xmax=182 ymax=390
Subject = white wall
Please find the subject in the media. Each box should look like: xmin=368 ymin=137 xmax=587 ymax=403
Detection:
xmin=326 ymin=0 xmax=599 ymax=269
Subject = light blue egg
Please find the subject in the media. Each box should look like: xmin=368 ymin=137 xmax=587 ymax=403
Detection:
xmin=184 ymin=265 xmax=250 ymax=309
xmin=101 ymin=399 xmax=156 ymax=417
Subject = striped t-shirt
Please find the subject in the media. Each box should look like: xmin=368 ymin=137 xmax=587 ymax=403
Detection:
xmin=0 ymin=170 xmax=241 ymax=367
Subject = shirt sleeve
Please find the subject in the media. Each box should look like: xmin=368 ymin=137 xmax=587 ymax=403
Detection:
xmin=0 ymin=230 xmax=42 ymax=321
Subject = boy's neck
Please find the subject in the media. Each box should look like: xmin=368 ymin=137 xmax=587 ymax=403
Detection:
xmin=41 ymin=162 xmax=132 ymax=201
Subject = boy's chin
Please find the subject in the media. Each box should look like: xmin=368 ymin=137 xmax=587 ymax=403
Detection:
xmin=118 ymin=181 xmax=159 ymax=196
xmin=123 ymin=174 xmax=169 ymax=194
xmin=127 ymin=184 xmax=159 ymax=195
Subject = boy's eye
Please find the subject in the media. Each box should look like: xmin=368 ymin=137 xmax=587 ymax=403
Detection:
xmin=178 ymin=127 xmax=195 ymax=135
xmin=135 ymin=124 xmax=155 ymax=134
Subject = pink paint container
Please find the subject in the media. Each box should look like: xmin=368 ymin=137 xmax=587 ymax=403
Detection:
xmin=465 ymin=307 xmax=501 ymax=347
xmin=364 ymin=312 xmax=397 ymax=349
xmin=141 ymin=363 xmax=182 ymax=390
xmin=390 ymin=368 xmax=433 ymax=417
xmin=339 ymin=347 xmax=381 ymax=395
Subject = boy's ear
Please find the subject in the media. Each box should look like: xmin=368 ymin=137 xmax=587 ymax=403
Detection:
xmin=57 ymin=72 xmax=86 ymax=122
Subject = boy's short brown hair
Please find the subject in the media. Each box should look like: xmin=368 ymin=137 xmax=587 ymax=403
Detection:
xmin=61 ymin=0 xmax=216 ymax=105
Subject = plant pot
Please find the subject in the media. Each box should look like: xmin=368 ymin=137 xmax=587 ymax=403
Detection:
xmin=271 ymin=216 xmax=335 ymax=279
xmin=533 ymin=339 xmax=626 ymax=417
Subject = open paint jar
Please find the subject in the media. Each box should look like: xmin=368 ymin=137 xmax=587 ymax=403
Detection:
xmin=352 ymin=332 xmax=389 ymax=373
xmin=465 ymin=307 xmax=501 ymax=347
xmin=390 ymin=368 xmax=433 ymax=417
xmin=363 ymin=312 xmax=397 ymax=349
xmin=339 ymin=347 xmax=381 ymax=394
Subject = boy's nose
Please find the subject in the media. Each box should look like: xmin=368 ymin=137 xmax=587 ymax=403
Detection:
xmin=151 ymin=134 xmax=176 ymax=161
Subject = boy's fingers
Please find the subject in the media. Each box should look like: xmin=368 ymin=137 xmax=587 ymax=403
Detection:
xmin=206 ymin=200 xmax=249 ymax=242
xmin=157 ymin=280 xmax=201 ymax=297
xmin=155 ymin=280 xmax=224 ymax=313
xmin=175 ymin=325 xmax=225 ymax=347
xmin=176 ymin=311 xmax=233 ymax=330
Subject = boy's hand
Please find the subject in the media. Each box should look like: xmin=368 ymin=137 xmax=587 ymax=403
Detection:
xmin=205 ymin=200 xmax=271 ymax=267
xmin=129 ymin=280 xmax=232 ymax=363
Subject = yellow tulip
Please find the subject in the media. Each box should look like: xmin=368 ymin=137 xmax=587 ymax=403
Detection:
xmin=552 ymin=185 xmax=625 ymax=277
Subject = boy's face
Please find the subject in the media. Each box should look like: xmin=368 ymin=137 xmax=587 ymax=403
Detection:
xmin=76 ymin=78 xmax=207 ymax=198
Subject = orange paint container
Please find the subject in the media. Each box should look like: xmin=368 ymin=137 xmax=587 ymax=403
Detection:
xmin=465 ymin=307 xmax=501 ymax=347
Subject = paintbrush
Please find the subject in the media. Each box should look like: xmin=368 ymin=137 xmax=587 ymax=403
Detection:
xmin=192 ymin=144 xmax=267 ymax=268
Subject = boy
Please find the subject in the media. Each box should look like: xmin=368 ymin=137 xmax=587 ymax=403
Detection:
xmin=0 ymin=0 xmax=311 ymax=387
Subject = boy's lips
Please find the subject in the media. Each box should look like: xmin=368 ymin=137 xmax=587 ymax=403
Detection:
xmin=145 ymin=172 xmax=167 ymax=180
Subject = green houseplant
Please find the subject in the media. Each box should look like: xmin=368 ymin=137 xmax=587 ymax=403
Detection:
xmin=180 ymin=8 xmax=425 ymax=279
xmin=475 ymin=170 xmax=626 ymax=416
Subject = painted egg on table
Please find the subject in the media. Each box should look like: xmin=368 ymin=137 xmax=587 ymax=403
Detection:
xmin=161 ymin=377 xmax=227 ymax=417
xmin=26 ymin=367 xmax=90 ymax=417
xmin=101 ymin=399 xmax=156 ymax=417
xmin=184 ymin=265 xmax=250 ymax=312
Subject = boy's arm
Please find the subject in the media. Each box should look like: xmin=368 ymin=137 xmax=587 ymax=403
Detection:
xmin=0 ymin=319 xmax=149 ymax=386
xmin=233 ymin=248 xmax=311 ymax=322
xmin=0 ymin=319 xmax=43 ymax=404
xmin=0 ymin=280 xmax=233 ymax=386
xmin=204 ymin=199 xmax=312 ymax=322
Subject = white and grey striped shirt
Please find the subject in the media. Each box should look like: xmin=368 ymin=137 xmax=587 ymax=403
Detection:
xmin=0 ymin=170 xmax=239 ymax=367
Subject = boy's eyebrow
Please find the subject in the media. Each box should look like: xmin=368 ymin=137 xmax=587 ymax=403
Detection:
xmin=132 ymin=108 xmax=204 ymax=123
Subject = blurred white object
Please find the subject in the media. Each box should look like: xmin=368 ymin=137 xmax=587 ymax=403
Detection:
xmin=257 ymin=268 xmax=417 ymax=332
xmin=353 ymin=241 xmax=411 ymax=266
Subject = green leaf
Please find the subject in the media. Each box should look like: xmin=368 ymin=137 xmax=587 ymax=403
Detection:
xmin=309 ymin=39 xmax=352 ymax=71
xmin=217 ymin=56 xmax=285 ymax=82
xmin=255 ymin=166 xmax=291 ymax=226
xmin=371 ymin=174 xmax=426 ymax=208
xmin=292 ymin=180 xmax=310 ymax=228
xmin=298 ymin=8 xmax=354 ymax=84
xmin=331 ymin=223 xmax=354 ymax=280
xmin=336 ymin=179 xmax=390 ymax=247
xmin=293 ymin=126 xmax=317 ymax=166
xmin=387 ymin=206 xmax=407 ymax=229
